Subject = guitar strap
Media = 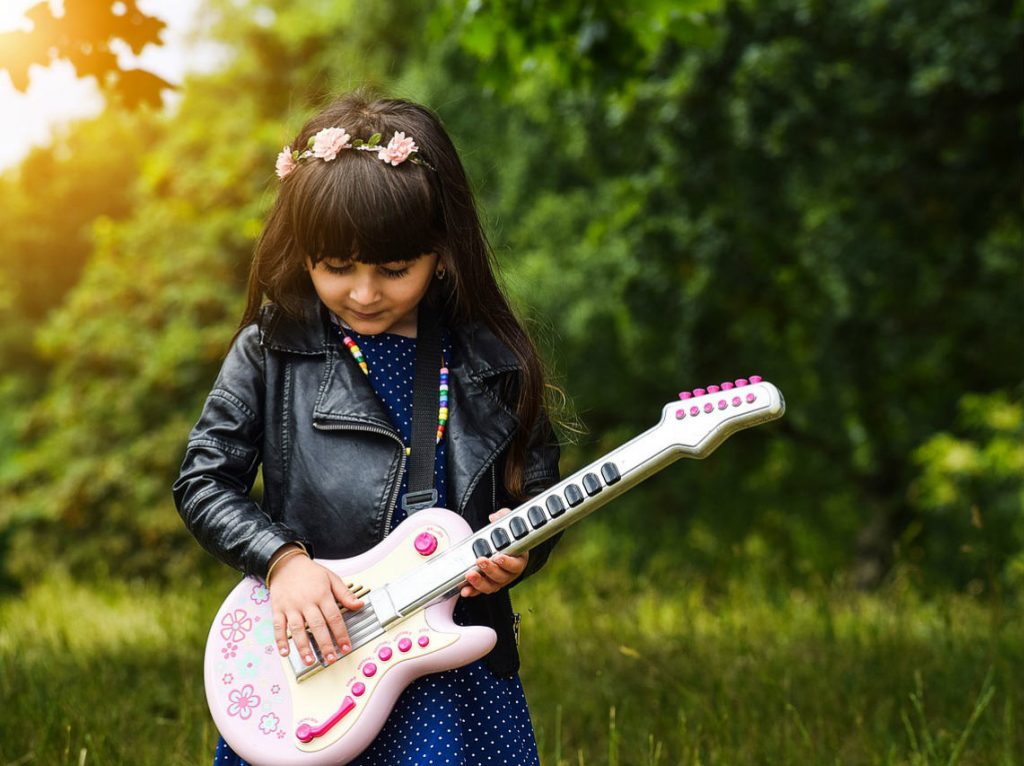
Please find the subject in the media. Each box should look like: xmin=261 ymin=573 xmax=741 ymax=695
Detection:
xmin=400 ymin=303 xmax=443 ymax=514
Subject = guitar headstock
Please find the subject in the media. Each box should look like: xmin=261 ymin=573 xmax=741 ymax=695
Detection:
xmin=659 ymin=376 xmax=785 ymax=458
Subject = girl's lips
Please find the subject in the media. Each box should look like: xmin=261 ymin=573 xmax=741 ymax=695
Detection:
xmin=349 ymin=309 xmax=383 ymax=321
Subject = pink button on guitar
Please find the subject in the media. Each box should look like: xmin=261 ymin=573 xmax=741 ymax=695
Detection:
xmin=351 ymin=682 xmax=366 ymax=696
xmin=362 ymin=662 xmax=377 ymax=677
xmin=398 ymin=638 xmax=413 ymax=653
xmin=417 ymin=636 xmax=430 ymax=648
xmin=414 ymin=533 xmax=438 ymax=556
xmin=378 ymin=646 xmax=393 ymax=661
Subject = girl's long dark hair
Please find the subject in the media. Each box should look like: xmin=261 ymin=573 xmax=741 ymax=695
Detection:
xmin=240 ymin=90 xmax=547 ymax=498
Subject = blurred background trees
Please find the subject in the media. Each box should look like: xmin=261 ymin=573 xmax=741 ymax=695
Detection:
xmin=0 ymin=0 xmax=1020 ymax=595
xmin=0 ymin=0 xmax=171 ymax=106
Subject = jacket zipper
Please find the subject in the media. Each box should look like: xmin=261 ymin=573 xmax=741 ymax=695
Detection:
xmin=458 ymin=427 xmax=515 ymax=516
xmin=312 ymin=421 xmax=406 ymax=541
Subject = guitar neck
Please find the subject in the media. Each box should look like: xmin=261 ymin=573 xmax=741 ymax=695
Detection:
xmin=375 ymin=380 xmax=784 ymax=622
xmin=379 ymin=426 xmax=674 ymax=619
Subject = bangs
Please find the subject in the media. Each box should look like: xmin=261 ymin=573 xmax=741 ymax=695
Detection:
xmin=288 ymin=152 xmax=440 ymax=265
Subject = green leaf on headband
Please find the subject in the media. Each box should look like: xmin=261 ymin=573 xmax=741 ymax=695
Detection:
xmin=352 ymin=139 xmax=365 ymax=147
xmin=368 ymin=133 xmax=382 ymax=147
xmin=307 ymin=135 xmax=315 ymax=148
xmin=291 ymin=150 xmax=299 ymax=160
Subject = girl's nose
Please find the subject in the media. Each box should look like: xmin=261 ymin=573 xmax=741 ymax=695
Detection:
xmin=349 ymin=274 xmax=381 ymax=306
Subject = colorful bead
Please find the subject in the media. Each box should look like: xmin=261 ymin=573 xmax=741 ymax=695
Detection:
xmin=337 ymin=325 xmax=449 ymax=451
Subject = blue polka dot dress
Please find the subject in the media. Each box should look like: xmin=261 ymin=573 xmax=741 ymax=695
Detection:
xmin=213 ymin=322 xmax=541 ymax=766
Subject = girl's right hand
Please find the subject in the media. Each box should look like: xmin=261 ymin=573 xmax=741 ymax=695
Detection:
xmin=268 ymin=548 xmax=364 ymax=667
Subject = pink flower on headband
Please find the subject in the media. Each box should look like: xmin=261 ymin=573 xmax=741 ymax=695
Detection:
xmin=312 ymin=127 xmax=352 ymax=161
xmin=378 ymin=132 xmax=418 ymax=166
xmin=275 ymin=147 xmax=296 ymax=178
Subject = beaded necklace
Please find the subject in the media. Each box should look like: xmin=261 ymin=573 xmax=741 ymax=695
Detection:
xmin=335 ymin=325 xmax=449 ymax=455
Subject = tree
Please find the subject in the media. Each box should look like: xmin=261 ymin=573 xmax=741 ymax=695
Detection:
xmin=439 ymin=0 xmax=1024 ymax=587
xmin=0 ymin=0 xmax=171 ymax=108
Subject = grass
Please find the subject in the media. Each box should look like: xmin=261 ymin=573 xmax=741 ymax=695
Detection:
xmin=1 ymin=534 xmax=1020 ymax=765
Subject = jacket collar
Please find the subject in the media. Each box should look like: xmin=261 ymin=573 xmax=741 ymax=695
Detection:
xmin=258 ymin=300 xmax=520 ymax=380
xmin=259 ymin=299 xmax=522 ymax=514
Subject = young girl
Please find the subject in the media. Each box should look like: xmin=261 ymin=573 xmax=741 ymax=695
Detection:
xmin=173 ymin=91 xmax=561 ymax=765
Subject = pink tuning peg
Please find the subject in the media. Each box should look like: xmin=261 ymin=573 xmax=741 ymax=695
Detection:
xmin=675 ymin=409 xmax=686 ymax=419
xmin=749 ymin=375 xmax=763 ymax=384
xmin=707 ymin=385 xmax=720 ymax=393
xmin=679 ymin=391 xmax=693 ymax=400
xmin=721 ymin=382 xmax=734 ymax=390
xmin=734 ymin=378 xmax=748 ymax=387
xmin=693 ymin=388 xmax=706 ymax=397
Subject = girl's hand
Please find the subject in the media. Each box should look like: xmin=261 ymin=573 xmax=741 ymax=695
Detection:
xmin=268 ymin=546 xmax=364 ymax=667
xmin=461 ymin=508 xmax=529 ymax=597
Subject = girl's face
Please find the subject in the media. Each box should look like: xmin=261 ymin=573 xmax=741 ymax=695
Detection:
xmin=305 ymin=253 xmax=439 ymax=337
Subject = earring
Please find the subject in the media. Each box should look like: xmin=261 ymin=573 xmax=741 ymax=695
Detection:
xmin=435 ymin=265 xmax=447 ymax=280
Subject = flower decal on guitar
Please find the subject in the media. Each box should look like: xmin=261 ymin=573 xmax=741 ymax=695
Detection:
xmin=221 ymin=609 xmax=254 ymax=642
xmin=227 ymin=684 xmax=261 ymax=719
xmin=259 ymin=712 xmax=280 ymax=735
xmin=249 ymin=583 xmax=270 ymax=605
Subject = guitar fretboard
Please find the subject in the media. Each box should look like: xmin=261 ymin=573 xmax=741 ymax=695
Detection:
xmin=377 ymin=380 xmax=785 ymax=621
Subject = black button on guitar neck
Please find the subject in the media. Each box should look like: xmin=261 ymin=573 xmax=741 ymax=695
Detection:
xmin=491 ymin=527 xmax=511 ymax=550
xmin=582 ymin=473 xmax=602 ymax=496
xmin=472 ymin=538 xmax=493 ymax=558
xmin=509 ymin=516 xmax=530 ymax=539
xmin=564 ymin=484 xmax=584 ymax=507
xmin=600 ymin=462 xmax=621 ymax=484
xmin=545 ymin=495 xmax=566 ymax=518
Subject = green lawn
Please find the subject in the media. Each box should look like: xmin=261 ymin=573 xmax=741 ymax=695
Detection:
xmin=1 ymin=537 xmax=1020 ymax=765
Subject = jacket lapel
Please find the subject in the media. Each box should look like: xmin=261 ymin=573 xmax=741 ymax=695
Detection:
xmin=312 ymin=345 xmax=395 ymax=430
xmin=260 ymin=302 xmax=395 ymax=430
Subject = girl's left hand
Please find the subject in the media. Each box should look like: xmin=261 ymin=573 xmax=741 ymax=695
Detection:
xmin=461 ymin=508 xmax=529 ymax=597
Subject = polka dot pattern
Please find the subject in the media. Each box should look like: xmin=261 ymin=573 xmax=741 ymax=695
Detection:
xmin=212 ymin=325 xmax=539 ymax=765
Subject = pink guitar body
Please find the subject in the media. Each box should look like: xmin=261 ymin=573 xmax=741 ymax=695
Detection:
xmin=205 ymin=376 xmax=786 ymax=765
xmin=205 ymin=508 xmax=496 ymax=766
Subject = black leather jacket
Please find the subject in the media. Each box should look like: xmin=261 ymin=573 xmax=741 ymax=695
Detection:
xmin=172 ymin=301 xmax=561 ymax=676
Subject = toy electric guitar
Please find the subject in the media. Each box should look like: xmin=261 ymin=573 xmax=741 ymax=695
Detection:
xmin=205 ymin=376 xmax=785 ymax=765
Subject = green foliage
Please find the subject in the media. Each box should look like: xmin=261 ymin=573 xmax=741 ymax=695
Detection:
xmin=442 ymin=0 xmax=1024 ymax=587
xmin=0 ymin=0 xmax=1020 ymax=595
xmin=0 ymin=0 xmax=457 ymax=585
xmin=909 ymin=390 xmax=1024 ymax=591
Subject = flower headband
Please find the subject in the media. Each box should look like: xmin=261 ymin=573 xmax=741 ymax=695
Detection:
xmin=275 ymin=127 xmax=432 ymax=178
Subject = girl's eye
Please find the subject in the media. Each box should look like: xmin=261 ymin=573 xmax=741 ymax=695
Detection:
xmin=317 ymin=260 xmax=410 ymax=278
